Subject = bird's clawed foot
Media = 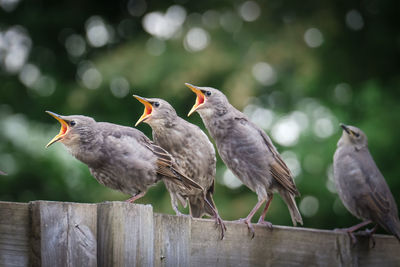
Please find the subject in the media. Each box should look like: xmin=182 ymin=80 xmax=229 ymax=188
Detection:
xmin=334 ymin=228 xmax=358 ymax=246
xmin=213 ymin=215 xmax=227 ymax=240
xmin=257 ymin=219 xmax=273 ymax=230
xmin=355 ymin=226 xmax=377 ymax=248
xmin=235 ymin=218 xmax=255 ymax=239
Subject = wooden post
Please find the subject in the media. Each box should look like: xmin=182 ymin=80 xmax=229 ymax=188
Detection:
xmin=153 ymin=214 xmax=191 ymax=267
xmin=0 ymin=202 xmax=30 ymax=267
xmin=97 ymin=202 xmax=154 ymax=267
xmin=30 ymin=201 xmax=97 ymax=267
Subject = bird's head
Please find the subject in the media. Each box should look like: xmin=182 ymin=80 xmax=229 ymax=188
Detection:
xmin=186 ymin=83 xmax=228 ymax=117
xmin=46 ymin=111 xmax=96 ymax=148
xmin=133 ymin=95 xmax=177 ymax=127
xmin=338 ymin=123 xmax=368 ymax=148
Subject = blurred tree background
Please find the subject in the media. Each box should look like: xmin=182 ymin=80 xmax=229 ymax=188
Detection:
xmin=1 ymin=0 xmax=399 ymax=233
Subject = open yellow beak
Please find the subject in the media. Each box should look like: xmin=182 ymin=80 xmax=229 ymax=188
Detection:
xmin=185 ymin=83 xmax=206 ymax=116
xmin=46 ymin=111 xmax=69 ymax=148
xmin=133 ymin=95 xmax=153 ymax=126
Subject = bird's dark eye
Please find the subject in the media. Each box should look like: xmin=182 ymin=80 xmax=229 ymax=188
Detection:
xmin=69 ymin=121 xmax=76 ymax=127
xmin=354 ymin=132 xmax=360 ymax=137
xmin=206 ymin=91 xmax=211 ymax=96
xmin=154 ymin=102 xmax=160 ymax=107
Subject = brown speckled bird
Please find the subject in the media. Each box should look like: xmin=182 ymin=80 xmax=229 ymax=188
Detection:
xmin=133 ymin=95 xmax=226 ymax=238
xmin=334 ymin=124 xmax=400 ymax=244
xmin=45 ymin=111 xmax=202 ymax=203
xmin=186 ymin=83 xmax=303 ymax=237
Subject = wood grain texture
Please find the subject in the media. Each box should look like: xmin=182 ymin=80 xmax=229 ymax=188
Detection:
xmin=97 ymin=202 xmax=154 ymax=267
xmin=0 ymin=201 xmax=399 ymax=267
xmin=153 ymin=214 xmax=191 ymax=267
xmin=189 ymin=219 xmax=399 ymax=267
xmin=0 ymin=202 xmax=29 ymax=267
xmin=30 ymin=201 xmax=97 ymax=267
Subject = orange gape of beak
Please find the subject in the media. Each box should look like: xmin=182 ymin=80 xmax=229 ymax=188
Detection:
xmin=133 ymin=95 xmax=153 ymax=126
xmin=46 ymin=111 xmax=69 ymax=148
xmin=185 ymin=83 xmax=206 ymax=116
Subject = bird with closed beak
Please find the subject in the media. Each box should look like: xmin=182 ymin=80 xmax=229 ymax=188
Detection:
xmin=45 ymin=111 xmax=202 ymax=203
xmin=133 ymin=95 xmax=226 ymax=238
xmin=186 ymin=83 xmax=303 ymax=237
xmin=333 ymin=123 xmax=400 ymax=245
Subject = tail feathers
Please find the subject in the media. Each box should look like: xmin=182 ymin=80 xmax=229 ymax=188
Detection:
xmin=381 ymin=215 xmax=400 ymax=242
xmin=281 ymin=192 xmax=303 ymax=226
xmin=189 ymin=188 xmax=216 ymax=218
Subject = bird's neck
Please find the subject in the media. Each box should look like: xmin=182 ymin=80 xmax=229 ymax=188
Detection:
xmin=199 ymin=108 xmax=233 ymax=140
xmin=65 ymin=130 xmax=101 ymax=167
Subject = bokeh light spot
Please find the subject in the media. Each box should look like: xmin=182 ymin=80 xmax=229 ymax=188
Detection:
xmin=222 ymin=168 xmax=243 ymax=189
xmin=271 ymin=116 xmax=301 ymax=147
xmin=65 ymin=34 xmax=86 ymax=57
xmin=110 ymin=77 xmax=130 ymax=98
xmin=85 ymin=16 xmax=111 ymax=47
xmin=304 ymin=28 xmax=323 ymax=48
xmin=252 ymin=62 xmax=277 ymax=86
xmin=239 ymin=1 xmax=261 ymax=22
xmin=345 ymin=10 xmax=364 ymax=31
xmin=299 ymin=195 xmax=319 ymax=217
xmin=184 ymin=27 xmax=210 ymax=52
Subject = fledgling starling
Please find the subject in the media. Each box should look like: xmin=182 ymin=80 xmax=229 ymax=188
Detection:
xmin=186 ymin=83 xmax=303 ymax=237
xmin=133 ymin=95 xmax=226 ymax=238
xmin=45 ymin=111 xmax=202 ymax=203
xmin=333 ymin=123 xmax=400 ymax=244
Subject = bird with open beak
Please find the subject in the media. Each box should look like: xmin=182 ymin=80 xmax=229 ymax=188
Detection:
xmin=45 ymin=111 xmax=202 ymax=204
xmin=133 ymin=95 xmax=226 ymax=239
xmin=186 ymin=83 xmax=303 ymax=237
xmin=333 ymin=123 xmax=400 ymax=245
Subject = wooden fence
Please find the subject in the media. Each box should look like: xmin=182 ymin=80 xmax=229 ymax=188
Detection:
xmin=0 ymin=201 xmax=399 ymax=267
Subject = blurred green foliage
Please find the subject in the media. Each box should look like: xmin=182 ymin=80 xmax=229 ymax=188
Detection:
xmin=1 ymin=0 xmax=400 ymax=234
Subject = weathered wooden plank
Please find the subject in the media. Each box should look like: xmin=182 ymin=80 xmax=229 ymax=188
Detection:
xmin=153 ymin=213 xmax=191 ymax=267
xmin=190 ymin=220 xmax=354 ymax=267
xmin=97 ymin=202 xmax=154 ymax=267
xmin=1 ymin=201 xmax=399 ymax=267
xmin=0 ymin=202 xmax=30 ymax=267
xmin=352 ymin=234 xmax=400 ymax=266
xmin=30 ymin=201 xmax=97 ymax=267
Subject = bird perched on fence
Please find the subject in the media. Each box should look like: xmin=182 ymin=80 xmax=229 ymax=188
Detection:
xmin=133 ymin=95 xmax=226 ymax=238
xmin=186 ymin=83 xmax=303 ymax=237
xmin=333 ymin=123 xmax=400 ymax=245
xmin=45 ymin=111 xmax=202 ymax=203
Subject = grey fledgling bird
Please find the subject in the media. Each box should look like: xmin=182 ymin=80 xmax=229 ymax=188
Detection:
xmin=45 ymin=111 xmax=202 ymax=203
xmin=333 ymin=123 xmax=400 ymax=244
xmin=186 ymin=83 xmax=303 ymax=236
xmin=133 ymin=95 xmax=226 ymax=238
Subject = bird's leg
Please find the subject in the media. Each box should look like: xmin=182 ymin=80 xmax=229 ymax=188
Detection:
xmin=204 ymin=198 xmax=226 ymax=240
xmin=257 ymin=193 xmax=273 ymax=229
xmin=126 ymin=191 xmax=145 ymax=203
xmin=334 ymin=220 xmax=372 ymax=245
xmin=235 ymin=199 xmax=266 ymax=239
